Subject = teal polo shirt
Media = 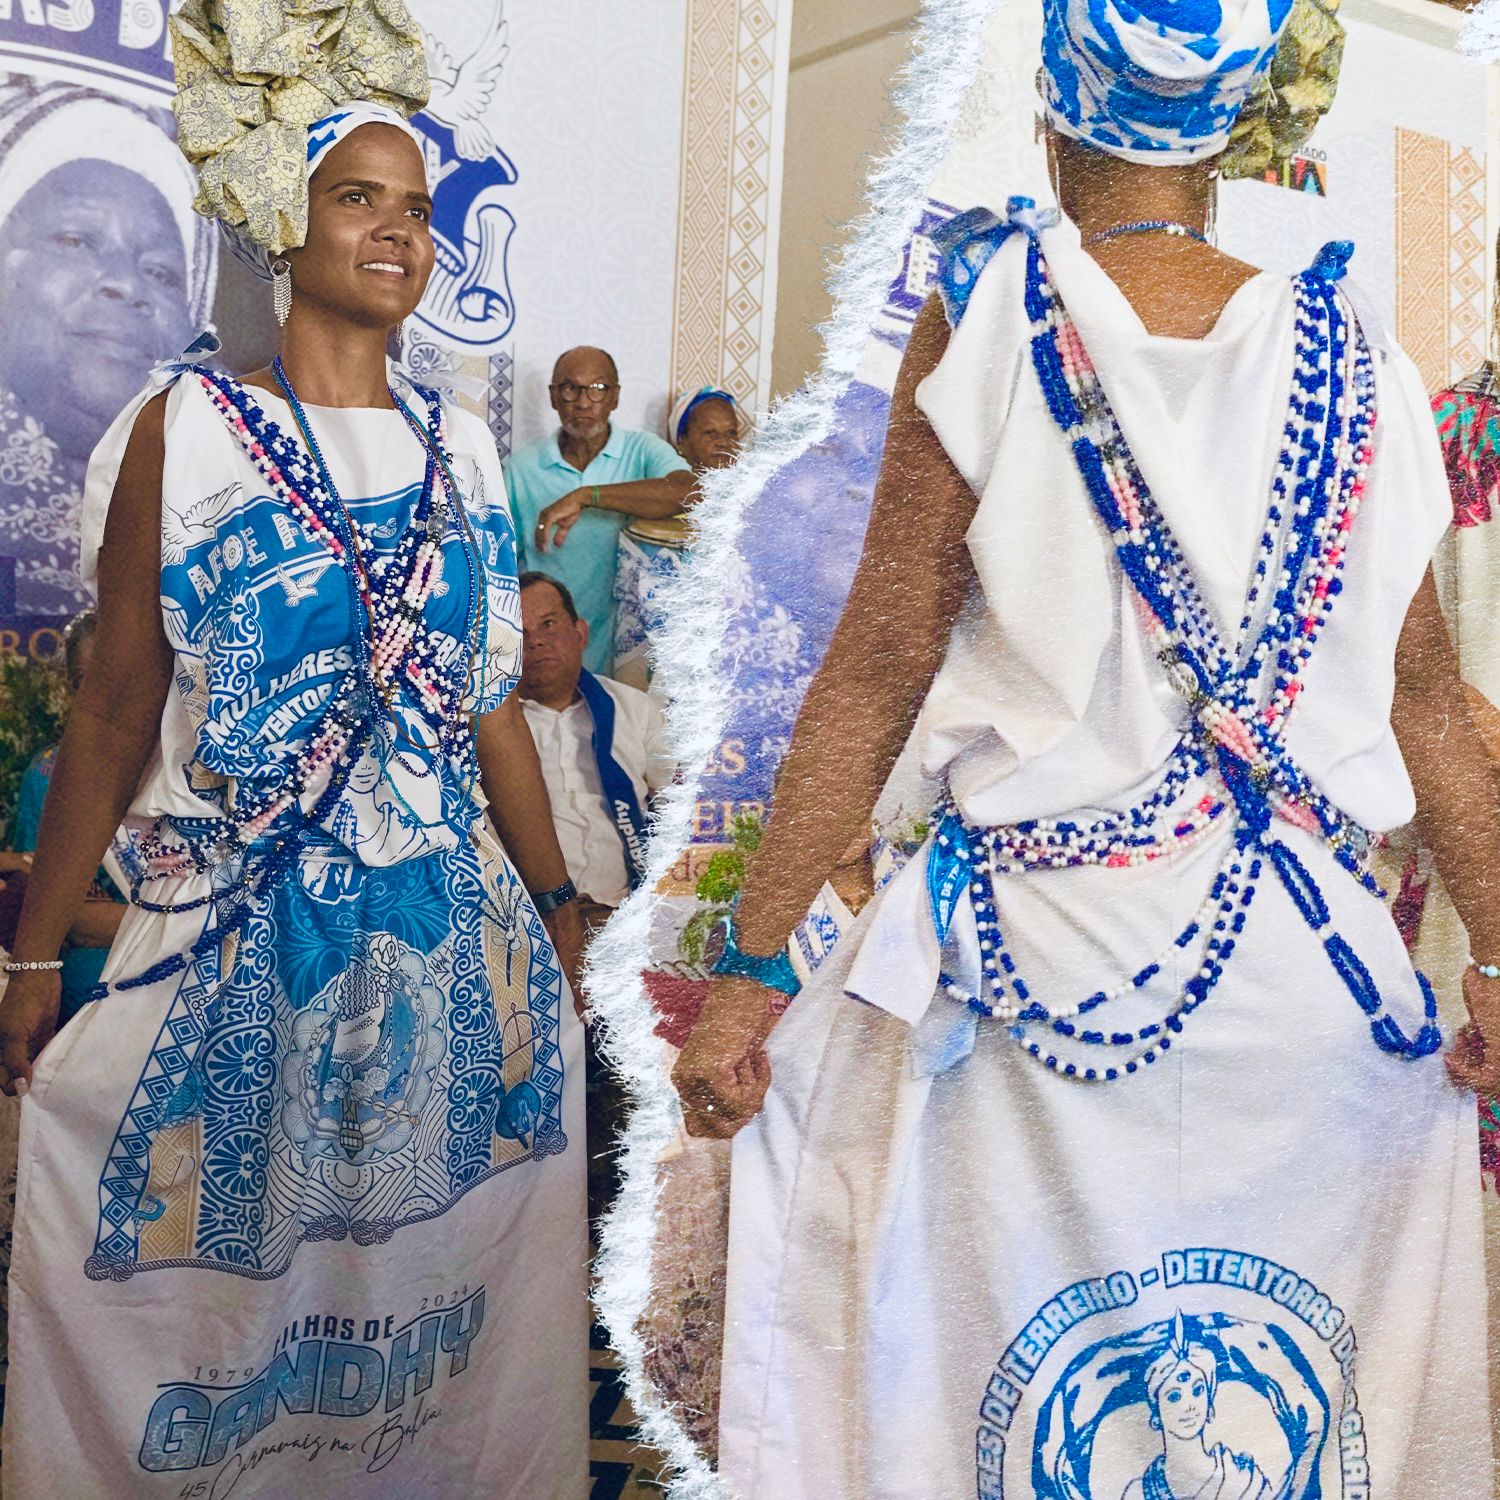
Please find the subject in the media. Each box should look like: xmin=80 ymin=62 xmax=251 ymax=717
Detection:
xmin=506 ymin=426 xmax=690 ymax=674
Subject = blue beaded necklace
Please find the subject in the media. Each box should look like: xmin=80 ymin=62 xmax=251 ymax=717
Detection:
xmin=1082 ymin=218 xmax=1208 ymax=247
xmin=122 ymin=366 xmax=486 ymax=911
xmin=925 ymin=203 xmax=1439 ymax=1078
xmin=269 ymin=356 xmax=484 ymax=741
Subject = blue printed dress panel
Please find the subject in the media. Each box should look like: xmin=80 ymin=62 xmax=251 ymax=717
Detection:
xmin=87 ymin=377 xmax=565 ymax=1282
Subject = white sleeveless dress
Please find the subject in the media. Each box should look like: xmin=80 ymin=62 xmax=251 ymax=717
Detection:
xmin=716 ymin=218 xmax=1491 ymax=1498
xmin=3 ymin=371 xmax=587 ymax=1497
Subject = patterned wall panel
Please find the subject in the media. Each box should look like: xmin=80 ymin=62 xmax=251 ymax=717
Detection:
xmin=1396 ymin=127 xmax=1489 ymax=393
xmin=672 ymin=0 xmax=789 ymax=411
xmin=1449 ymin=144 xmax=1489 ymax=381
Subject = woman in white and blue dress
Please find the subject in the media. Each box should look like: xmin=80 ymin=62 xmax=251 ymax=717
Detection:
xmin=673 ymin=0 xmax=1499 ymax=1494
xmin=0 ymin=10 xmax=586 ymax=1495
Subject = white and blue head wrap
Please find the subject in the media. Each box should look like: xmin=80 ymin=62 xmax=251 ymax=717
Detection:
xmin=224 ymin=102 xmax=429 ymax=281
xmin=668 ymin=386 xmax=739 ymax=445
xmin=305 ymin=102 xmax=426 ymax=185
xmin=1043 ymin=0 xmax=1297 ymax=163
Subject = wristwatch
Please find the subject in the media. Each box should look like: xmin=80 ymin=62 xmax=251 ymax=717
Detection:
xmin=530 ymin=878 xmax=578 ymax=917
xmin=709 ymin=912 xmax=802 ymax=999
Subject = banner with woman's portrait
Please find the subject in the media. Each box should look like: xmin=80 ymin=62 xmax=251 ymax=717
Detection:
xmin=0 ymin=0 xmax=787 ymax=676
xmin=0 ymin=0 xmax=529 ymax=655
xmin=0 ymin=6 xmax=217 ymax=653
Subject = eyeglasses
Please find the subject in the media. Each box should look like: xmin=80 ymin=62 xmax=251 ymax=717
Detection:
xmin=550 ymin=381 xmax=618 ymax=404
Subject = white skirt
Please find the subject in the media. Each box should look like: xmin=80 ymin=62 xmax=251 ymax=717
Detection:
xmin=719 ymin=826 xmax=1492 ymax=1499
xmin=3 ymin=830 xmax=587 ymax=1499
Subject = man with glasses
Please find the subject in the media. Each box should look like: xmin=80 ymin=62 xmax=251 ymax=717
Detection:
xmin=506 ymin=346 xmax=694 ymax=674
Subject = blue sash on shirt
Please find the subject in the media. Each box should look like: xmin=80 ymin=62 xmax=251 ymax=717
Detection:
xmin=576 ymin=669 xmax=650 ymax=891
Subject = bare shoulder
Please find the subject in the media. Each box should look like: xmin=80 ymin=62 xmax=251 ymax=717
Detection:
xmin=868 ymin=292 xmax=977 ymax=551
xmin=117 ymin=391 xmax=170 ymax=487
xmin=97 ymin=391 xmax=173 ymax=556
xmin=1091 ymin=240 xmax=1265 ymax=339
xmin=1200 ymin=244 xmax=1263 ymax=296
xmin=93 ymin=390 xmax=175 ymax=667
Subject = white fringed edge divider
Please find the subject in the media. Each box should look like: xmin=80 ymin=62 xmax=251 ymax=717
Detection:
xmin=585 ymin=1 xmax=996 ymax=1493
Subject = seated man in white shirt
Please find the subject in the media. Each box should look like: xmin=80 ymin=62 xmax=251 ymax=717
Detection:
xmin=517 ymin=571 xmax=675 ymax=1228
xmin=517 ymin=571 xmax=673 ymax=928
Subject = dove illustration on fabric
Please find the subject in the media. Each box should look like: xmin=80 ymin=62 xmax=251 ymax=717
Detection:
xmin=162 ymin=483 xmax=243 ymax=566
xmin=274 ymin=558 xmax=332 ymax=605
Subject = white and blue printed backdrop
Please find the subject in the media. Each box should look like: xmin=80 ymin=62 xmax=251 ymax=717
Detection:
xmin=0 ymin=0 xmax=783 ymax=655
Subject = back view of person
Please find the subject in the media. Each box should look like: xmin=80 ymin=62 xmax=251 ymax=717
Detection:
xmin=671 ymin=1 xmax=1500 ymax=1494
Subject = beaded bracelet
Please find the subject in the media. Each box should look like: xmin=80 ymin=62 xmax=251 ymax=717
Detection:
xmin=2 ymin=959 xmax=63 ymax=973
xmin=1470 ymin=955 xmax=1500 ymax=981
xmin=709 ymin=912 xmax=801 ymax=1000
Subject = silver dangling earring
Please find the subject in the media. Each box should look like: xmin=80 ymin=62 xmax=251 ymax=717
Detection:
xmin=1205 ymin=172 xmax=1220 ymax=248
xmin=394 ymin=318 xmax=405 ymax=345
xmin=272 ymin=258 xmax=292 ymax=327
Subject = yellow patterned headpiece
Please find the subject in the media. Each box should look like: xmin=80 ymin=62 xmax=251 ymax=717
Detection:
xmin=1220 ymin=0 xmax=1344 ymax=181
xmin=170 ymin=0 xmax=431 ymax=264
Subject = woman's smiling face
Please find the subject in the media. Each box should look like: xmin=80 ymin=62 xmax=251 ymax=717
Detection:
xmin=287 ymin=123 xmax=435 ymax=332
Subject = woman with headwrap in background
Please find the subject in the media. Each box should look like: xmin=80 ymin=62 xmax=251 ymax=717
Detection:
xmin=613 ymin=385 xmax=741 ymax=691
xmin=0 ymin=3 xmax=586 ymax=1494
xmin=672 ymin=0 xmax=1496 ymax=1493
xmin=0 ymin=77 xmax=218 ymax=619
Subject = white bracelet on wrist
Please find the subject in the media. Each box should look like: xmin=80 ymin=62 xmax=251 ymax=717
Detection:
xmin=2 ymin=959 xmax=63 ymax=973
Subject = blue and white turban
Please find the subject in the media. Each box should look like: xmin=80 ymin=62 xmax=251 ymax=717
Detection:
xmin=668 ymin=386 xmax=739 ymax=445
xmin=1043 ymin=0 xmax=1297 ymax=163
xmin=305 ymin=102 xmax=426 ymax=183
xmin=224 ymin=102 xmax=430 ymax=281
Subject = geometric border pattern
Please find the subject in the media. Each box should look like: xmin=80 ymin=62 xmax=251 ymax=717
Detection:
xmin=1395 ymin=126 xmax=1451 ymax=393
xmin=671 ymin=0 xmax=787 ymax=409
xmin=1448 ymin=143 xmax=1489 ymax=385
xmin=87 ymin=948 xmax=218 ymax=1280
xmin=1395 ymin=126 xmax=1490 ymax=394
xmin=488 ymin=346 xmax=516 ymax=460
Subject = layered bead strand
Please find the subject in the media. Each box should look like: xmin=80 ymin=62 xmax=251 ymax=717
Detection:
xmin=1028 ymin=243 xmax=1376 ymax=867
xmin=125 ymin=368 xmax=480 ymax=892
xmin=935 ymin=221 xmax=1432 ymax=1074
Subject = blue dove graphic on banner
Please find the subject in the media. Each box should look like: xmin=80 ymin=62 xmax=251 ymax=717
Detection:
xmin=410 ymin=6 xmax=518 ymax=351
